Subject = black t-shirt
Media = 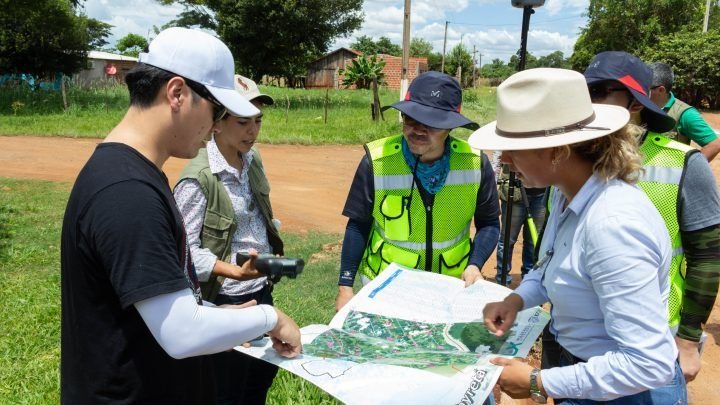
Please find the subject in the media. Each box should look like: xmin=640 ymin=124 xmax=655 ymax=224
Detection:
xmin=61 ymin=143 xmax=213 ymax=404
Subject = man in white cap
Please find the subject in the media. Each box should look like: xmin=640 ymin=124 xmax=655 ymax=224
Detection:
xmin=61 ymin=28 xmax=300 ymax=403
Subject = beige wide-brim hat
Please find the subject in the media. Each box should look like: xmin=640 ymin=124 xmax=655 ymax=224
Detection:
xmin=468 ymin=68 xmax=630 ymax=151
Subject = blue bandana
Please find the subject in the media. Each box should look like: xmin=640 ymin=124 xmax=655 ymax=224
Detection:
xmin=401 ymin=137 xmax=450 ymax=195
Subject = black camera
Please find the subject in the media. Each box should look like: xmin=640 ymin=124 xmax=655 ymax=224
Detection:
xmin=236 ymin=251 xmax=304 ymax=283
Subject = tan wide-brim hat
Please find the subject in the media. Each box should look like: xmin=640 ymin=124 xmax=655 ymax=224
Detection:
xmin=468 ymin=68 xmax=630 ymax=151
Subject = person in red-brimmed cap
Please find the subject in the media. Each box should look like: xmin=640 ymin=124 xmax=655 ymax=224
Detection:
xmin=582 ymin=51 xmax=720 ymax=384
xmin=335 ymin=71 xmax=501 ymax=311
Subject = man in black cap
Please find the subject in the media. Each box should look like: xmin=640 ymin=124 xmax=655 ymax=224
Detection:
xmin=335 ymin=71 xmax=500 ymax=311
xmin=583 ymin=51 xmax=720 ymax=383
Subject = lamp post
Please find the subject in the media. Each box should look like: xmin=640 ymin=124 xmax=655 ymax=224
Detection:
xmin=499 ymin=0 xmax=544 ymax=287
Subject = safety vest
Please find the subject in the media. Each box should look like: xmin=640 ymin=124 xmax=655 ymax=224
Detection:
xmin=638 ymin=133 xmax=696 ymax=328
xmin=662 ymin=98 xmax=692 ymax=145
xmin=358 ymin=135 xmax=482 ymax=280
xmin=176 ymin=147 xmax=283 ymax=301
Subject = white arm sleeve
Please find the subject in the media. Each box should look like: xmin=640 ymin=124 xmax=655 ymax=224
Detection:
xmin=134 ymin=289 xmax=278 ymax=359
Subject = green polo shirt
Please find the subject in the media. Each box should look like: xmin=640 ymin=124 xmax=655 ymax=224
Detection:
xmin=664 ymin=92 xmax=718 ymax=146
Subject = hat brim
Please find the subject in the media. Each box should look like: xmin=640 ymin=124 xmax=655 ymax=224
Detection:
xmin=467 ymin=104 xmax=630 ymax=151
xmin=207 ymin=85 xmax=260 ymax=117
xmin=251 ymin=94 xmax=274 ymax=106
xmin=382 ymin=100 xmax=479 ymax=130
xmin=585 ymin=77 xmax=676 ymax=133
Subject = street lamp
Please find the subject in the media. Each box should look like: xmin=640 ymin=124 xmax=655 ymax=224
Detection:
xmin=498 ymin=0 xmax=544 ymax=287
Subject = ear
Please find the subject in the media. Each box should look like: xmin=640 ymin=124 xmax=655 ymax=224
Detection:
xmin=165 ymin=77 xmax=186 ymax=112
xmin=628 ymin=100 xmax=644 ymax=114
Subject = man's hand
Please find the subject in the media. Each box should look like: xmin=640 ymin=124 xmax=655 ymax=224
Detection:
xmin=335 ymin=286 xmax=354 ymax=312
xmin=490 ymin=357 xmax=546 ymax=399
xmin=675 ymin=336 xmax=702 ymax=382
xmin=462 ymin=265 xmax=484 ymax=287
xmin=483 ymin=294 xmax=523 ymax=336
xmin=269 ymin=308 xmax=301 ymax=358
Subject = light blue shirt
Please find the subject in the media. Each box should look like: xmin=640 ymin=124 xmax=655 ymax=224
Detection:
xmin=514 ymin=175 xmax=677 ymax=400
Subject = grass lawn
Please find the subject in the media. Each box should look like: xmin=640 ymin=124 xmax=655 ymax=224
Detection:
xmin=0 ymin=177 xmax=353 ymax=403
xmin=0 ymin=83 xmax=497 ymax=144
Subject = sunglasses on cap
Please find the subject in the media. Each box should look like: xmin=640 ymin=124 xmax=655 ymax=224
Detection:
xmin=401 ymin=114 xmax=442 ymax=132
xmin=587 ymin=83 xmax=630 ymax=102
xmin=183 ymin=79 xmax=228 ymax=122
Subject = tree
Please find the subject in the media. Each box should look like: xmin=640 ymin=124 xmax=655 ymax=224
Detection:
xmin=158 ymin=0 xmax=363 ymax=85
xmin=0 ymin=0 xmax=89 ymax=78
xmin=642 ymin=30 xmax=720 ymax=108
xmin=445 ymin=43 xmax=474 ymax=86
xmin=535 ymin=51 xmax=570 ymax=69
xmin=508 ymin=50 xmax=538 ymax=70
xmin=570 ymin=0 xmax=705 ymax=70
xmin=375 ymin=36 xmax=401 ymax=56
xmin=83 ymin=17 xmax=113 ymax=50
xmin=115 ymin=33 xmax=148 ymax=58
xmin=409 ymin=37 xmax=433 ymax=57
xmin=350 ymin=35 xmax=402 ymax=56
xmin=480 ymin=58 xmax=514 ymax=84
xmin=338 ymin=54 xmax=386 ymax=90
xmin=350 ymin=35 xmax=378 ymax=54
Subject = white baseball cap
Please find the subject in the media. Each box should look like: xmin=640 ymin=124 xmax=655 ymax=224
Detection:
xmin=138 ymin=27 xmax=259 ymax=117
xmin=234 ymin=75 xmax=274 ymax=105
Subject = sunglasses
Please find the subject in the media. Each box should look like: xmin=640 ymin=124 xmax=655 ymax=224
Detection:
xmin=401 ymin=114 xmax=442 ymax=132
xmin=184 ymin=79 xmax=228 ymax=122
xmin=587 ymin=84 xmax=630 ymax=102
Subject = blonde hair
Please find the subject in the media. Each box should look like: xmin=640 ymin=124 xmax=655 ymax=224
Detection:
xmin=556 ymin=124 xmax=645 ymax=184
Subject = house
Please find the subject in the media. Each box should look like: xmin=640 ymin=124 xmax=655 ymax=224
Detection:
xmin=75 ymin=50 xmax=138 ymax=86
xmin=306 ymin=48 xmax=428 ymax=89
xmin=306 ymin=48 xmax=362 ymax=88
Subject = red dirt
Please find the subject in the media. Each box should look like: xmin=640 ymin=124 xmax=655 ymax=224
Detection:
xmin=1 ymin=112 xmax=718 ymax=403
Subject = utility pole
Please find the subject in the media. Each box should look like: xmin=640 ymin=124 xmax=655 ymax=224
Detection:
xmin=441 ymin=21 xmax=448 ymax=73
xmin=703 ymin=0 xmax=712 ymax=33
xmin=400 ymin=0 xmax=411 ymax=120
xmin=472 ymin=45 xmax=477 ymax=88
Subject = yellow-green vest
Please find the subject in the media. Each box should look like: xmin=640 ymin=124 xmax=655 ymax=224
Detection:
xmin=638 ymin=133 xmax=696 ymax=328
xmin=359 ymin=135 xmax=482 ymax=280
xmin=176 ymin=147 xmax=283 ymax=301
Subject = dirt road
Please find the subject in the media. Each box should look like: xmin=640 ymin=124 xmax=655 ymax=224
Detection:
xmin=1 ymin=113 xmax=719 ymax=403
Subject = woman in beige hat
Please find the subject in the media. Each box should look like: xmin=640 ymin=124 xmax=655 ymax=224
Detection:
xmin=469 ymin=68 xmax=685 ymax=403
xmin=174 ymin=75 xmax=282 ymax=404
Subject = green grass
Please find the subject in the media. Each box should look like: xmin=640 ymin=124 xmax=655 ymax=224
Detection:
xmin=0 ymin=83 xmax=497 ymax=143
xmin=0 ymin=177 xmax=356 ymax=404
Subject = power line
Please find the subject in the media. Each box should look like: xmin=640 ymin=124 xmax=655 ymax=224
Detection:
xmin=445 ymin=14 xmax=585 ymax=28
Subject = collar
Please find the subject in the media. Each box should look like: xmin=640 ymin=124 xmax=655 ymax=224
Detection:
xmin=559 ymin=174 xmax=604 ymax=216
xmin=662 ymin=91 xmax=676 ymax=111
xmin=206 ymin=137 xmax=254 ymax=175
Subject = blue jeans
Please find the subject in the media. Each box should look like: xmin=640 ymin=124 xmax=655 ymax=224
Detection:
xmin=554 ymin=356 xmax=687 ymax=405
xmin=496 ymin=191 xmax=547 ymax=283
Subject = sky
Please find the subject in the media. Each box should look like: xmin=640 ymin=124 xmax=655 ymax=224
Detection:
xmin=82 ymin=0 xmax=589 ymax=66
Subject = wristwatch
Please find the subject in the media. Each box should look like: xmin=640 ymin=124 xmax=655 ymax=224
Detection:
xmin=529 ymin=368 xmax=547 ymax=404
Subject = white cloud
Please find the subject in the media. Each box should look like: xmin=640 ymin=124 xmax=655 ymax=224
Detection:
xmin=83 ymin=0 xmax=184 ymax=46
xmin=84 ymin=0 xmax=583 ymax=64
xmin=544 ymin=0 xmax=588 ymax=16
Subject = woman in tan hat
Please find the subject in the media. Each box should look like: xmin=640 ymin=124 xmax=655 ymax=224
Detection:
xmin=174 ymin=75 xmax=282 ymax=404
xmin=469 ymin=68 xmax=685 ymax=403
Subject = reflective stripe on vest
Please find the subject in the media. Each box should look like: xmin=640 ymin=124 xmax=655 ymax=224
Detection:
xmin=639 ymin=133 xmax=694 ymax=327
xmin=374 ymin=169 xmax=482 ymax=190
xmin=359 ymin=135 xmax=482 ymax=280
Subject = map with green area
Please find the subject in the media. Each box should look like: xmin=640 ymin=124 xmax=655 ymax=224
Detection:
xmin=304 ymin=311 xmax=516 ymax=376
